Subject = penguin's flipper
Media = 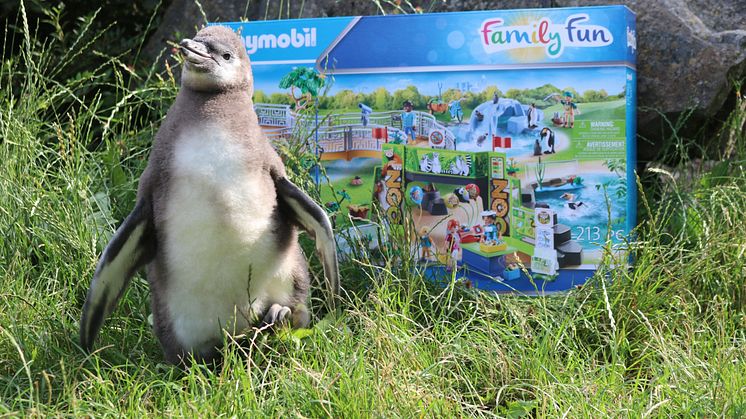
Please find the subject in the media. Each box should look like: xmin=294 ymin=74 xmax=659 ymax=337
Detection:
xmin=273 ymin=177 xmax=340 ymax=307
xmin=79 ymin=200 xmax=155 ymax=352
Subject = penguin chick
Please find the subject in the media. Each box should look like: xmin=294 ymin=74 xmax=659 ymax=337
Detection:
xmin=79 ymin=26 xmax=339 ymax=365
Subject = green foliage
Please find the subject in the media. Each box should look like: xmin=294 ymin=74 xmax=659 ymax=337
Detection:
xmin=252 ymin=89 xmax=269 ymax=103
xmin=2 ymin=0 xmax=163 ymax=91
xmin=392 ymin=85 xmax=426 ymax=109
xmin=533 ymin=159 xmax=546 ymax=186
xmin=582 ymin=88 xmax=608 ymax=102
xmin=474 ymin=152 xmax=488 ymax=178
xmin=302 ymin=79 xmax=618 ymax=111
xmin=505 ymin=87 xmax=522 ymax=99
xmin=507 ymin=157 xmax=520 ymax=175
xmin=405 ymin=147 xmax=420 ymax=172
xmin=372 ymin=86 xmax=391 ymax=110
xmin=278 ymin=67 xmax=326 ymax=110
xmin=268 ymin=92 xmax=292 ymax=105
xmin=441 ymin=87 xmax=463 ymax=103
xmin=389 ymin=130 xmax=405 ymax=144
xmin=307 ymin=81 xmax=620 ymax=113
xmin=480 ymin=85 xmax=503 ymax=102
xmin=279 ymin=67 xmax=325 ymax=96
xmin=599 ymin=159 xmax=627 ymax=199
xmin=330 ymin=89 xmax=364 ymax=109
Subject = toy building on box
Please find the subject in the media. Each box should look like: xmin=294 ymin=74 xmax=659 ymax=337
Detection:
xmin=220 ymin=5 xmax=637 ymax=293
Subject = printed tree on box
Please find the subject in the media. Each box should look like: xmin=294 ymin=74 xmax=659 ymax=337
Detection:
xmin=279 ymin=67 xmax=325 ymax=110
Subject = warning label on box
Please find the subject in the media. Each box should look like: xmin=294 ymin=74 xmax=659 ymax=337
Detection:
xmin=573 ymin=120 xmax=626 ymax=159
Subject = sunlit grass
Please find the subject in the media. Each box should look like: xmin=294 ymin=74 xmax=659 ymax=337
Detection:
xmin=1 ymin=4 xmax=745 ymax=417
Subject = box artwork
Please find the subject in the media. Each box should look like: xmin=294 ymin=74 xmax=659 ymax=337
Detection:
xmin=221 ymin=5 xmax=637 ymax=293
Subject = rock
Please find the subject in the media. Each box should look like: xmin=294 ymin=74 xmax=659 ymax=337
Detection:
xmin=507 ymin=117 xmax=527 ymax=135
xmin=143 ymin=0 xmax=746 ymax=162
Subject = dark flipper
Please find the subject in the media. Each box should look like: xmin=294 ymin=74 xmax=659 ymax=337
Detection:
xmin=273 ymin=176 xmax=340 ymax=309
xmin=79 ymin=200 xmax=156 ymax=352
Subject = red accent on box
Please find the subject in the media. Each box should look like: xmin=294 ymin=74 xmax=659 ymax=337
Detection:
xmin=492 ymin=136 xmax=512 ymax=149
xmin=372 ymin=127 xmax=388 ymax=140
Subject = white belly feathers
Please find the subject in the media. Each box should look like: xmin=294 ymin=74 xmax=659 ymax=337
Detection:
xmin=162 ymin=128 xmax=290 ymax=353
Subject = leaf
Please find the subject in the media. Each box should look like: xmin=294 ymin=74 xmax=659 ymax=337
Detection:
xmin=111 ymin=164 xmax=127 ymax=187
xmin=292 ymin=328 xmax=314 ymax=340
xmin=87 ymin=191 xmax=114 ymax=248
xmin=503 ymin=400 xmax=538 ymax=419
xmin=699 ymin=160 xmax=730 ymax=188
xmin=278 ymin=70 xmax=300 ymax=89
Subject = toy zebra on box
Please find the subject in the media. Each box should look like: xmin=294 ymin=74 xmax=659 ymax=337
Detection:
xmin=419 ymin=152 xmax=442 ymax=174
xmin=447 ymin=155 xmax=471 ymax=176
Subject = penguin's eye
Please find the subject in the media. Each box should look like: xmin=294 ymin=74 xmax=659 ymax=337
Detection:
xmin=222 ymin=53 xmax=232 ymax=61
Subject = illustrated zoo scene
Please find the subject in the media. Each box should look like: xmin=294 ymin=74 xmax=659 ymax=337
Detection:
xmin=254 ymin=65 xmax=631 ymax=292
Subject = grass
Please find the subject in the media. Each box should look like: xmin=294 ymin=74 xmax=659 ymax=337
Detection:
xmin=1 ymin=8 xmax=745 ymax=417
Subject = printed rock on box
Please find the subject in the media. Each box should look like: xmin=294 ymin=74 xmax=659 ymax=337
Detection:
xmin=219 ymin=5 xmax=637 ymax=293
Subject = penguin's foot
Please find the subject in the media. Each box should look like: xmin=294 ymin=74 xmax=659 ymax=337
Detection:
xmin=260 ymin=303 xmax=292 ymax=329
xmin=259 ymin=303 xmax=311 ymax=329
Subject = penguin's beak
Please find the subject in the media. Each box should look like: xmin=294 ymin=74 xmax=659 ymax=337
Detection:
xmin=179 ymin=39 xmax=211 ymax=63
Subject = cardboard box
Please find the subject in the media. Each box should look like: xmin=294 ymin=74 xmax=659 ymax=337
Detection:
xmin=220 ymin=5 xmax=637 ymax=293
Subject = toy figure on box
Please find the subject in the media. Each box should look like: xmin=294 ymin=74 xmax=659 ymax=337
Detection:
xmin=444 ymin=219 xmax=461 ymax=271
xmin=533 ymin=139 xmax=543 ymax=156
xmin=553 ymin=91 xmax=579 ymax=128
xmin=527 ymin=103 xmax=538 ymax=129
xmin=561 ymin=192 xmax=585 ymax=210
xmin=540 ymin=127 xmax=555 ymax=154
xmin=419 ymin=227 xmax=433 ymax=261
xmin=480 ymin=210 xmax=502 ymax=245
xmin=401 ymin=100 xmax=416 ymax=142
xmin=449 ymin=98 xmax=464 ymax=123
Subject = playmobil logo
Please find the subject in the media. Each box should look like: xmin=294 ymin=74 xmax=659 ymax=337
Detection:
xmin=243 ymin=27 xmax=316 ymax=54
xmin=479 ymin=14 xmax=613 ymax=58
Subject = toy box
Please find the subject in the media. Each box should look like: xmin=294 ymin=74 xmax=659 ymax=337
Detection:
xmin=220 ymin=5 xmax=637 ymax=293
